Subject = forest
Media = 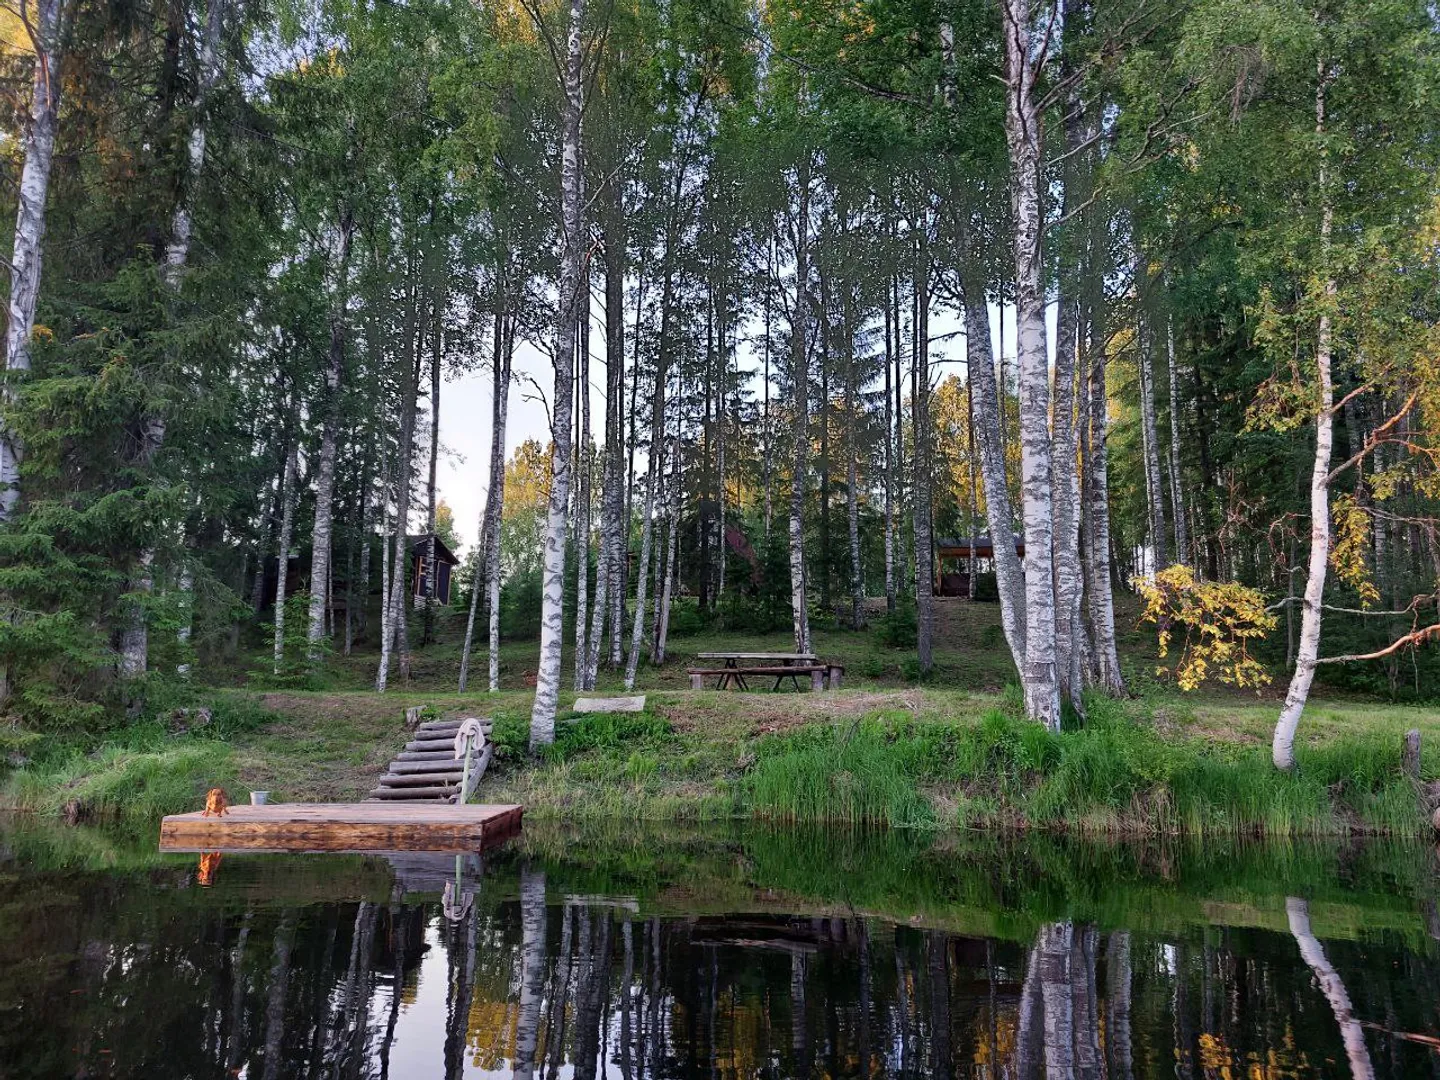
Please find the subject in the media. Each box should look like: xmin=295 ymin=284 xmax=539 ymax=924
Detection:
xmin=0 ymin=0 xmax=1437 ymax=777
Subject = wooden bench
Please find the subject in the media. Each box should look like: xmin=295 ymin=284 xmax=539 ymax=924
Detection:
xmin=688 ymin=665 xmax=828 ymax=692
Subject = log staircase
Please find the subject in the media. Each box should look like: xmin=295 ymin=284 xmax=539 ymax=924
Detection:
xmin=367 ymin=714 xmax=493 ymax=803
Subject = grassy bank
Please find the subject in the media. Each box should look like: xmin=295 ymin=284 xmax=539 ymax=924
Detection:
xmin=4 ymin=684 xmax=1436 ymax=837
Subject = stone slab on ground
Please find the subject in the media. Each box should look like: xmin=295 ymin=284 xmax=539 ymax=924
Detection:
xmin=573 ymin=695 xmax=647 ymax=714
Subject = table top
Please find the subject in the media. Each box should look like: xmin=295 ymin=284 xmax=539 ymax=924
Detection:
xmin=697 ymin=651 xmax=819 ymax=662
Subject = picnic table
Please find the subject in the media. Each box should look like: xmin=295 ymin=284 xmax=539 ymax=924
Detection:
xmin=689 ymin=652 xmax=842 ymax=692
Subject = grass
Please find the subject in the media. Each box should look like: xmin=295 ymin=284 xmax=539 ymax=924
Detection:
xmin=4 ymin=600 xmax=1438 ymax=834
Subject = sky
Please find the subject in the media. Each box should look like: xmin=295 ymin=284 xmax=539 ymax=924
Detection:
xmin=435 ymin=297 xmax=1047 ymax=559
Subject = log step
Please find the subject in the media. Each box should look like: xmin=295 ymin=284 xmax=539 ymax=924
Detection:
xmin=417 ymin=720 xmax=491 ymax=735
xmin=368 ymin=785 xmax=458 ymax=800
xmin=395 ymin=750 xmax=460 ymax=762
xmin=377 ymin=771 xmax=465 ymax=787
xmin=404 ymin=738 xmax=461 ymax=753
xmin=387 ymin=759 xmax=472 ymax=775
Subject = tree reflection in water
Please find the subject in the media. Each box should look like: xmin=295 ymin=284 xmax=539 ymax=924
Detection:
xmin=1 ymin=840 xmax=1436 ymax=1079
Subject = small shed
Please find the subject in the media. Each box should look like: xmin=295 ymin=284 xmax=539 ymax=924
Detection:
xmin=935 ymin=534 xmax=1024 ymax=597
xmin=411 ymin=535 xmax=460 ymax=605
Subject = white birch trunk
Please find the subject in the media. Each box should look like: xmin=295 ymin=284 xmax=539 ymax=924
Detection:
xmin=623 ymin=285 xmax=670 ymax=691
xmin=529 ymin=0 xmax=585 ymax=747
xmin=1003 ymin=0 xmax=1060 ymax=729
xmin=376 ymin=293 xmax=421 ymax=692
xmin=845 ymin=301 xmax=864 ymax=630
xmin=461 ymin=303 xmax=509 ymax=692
xmin=306 ymin=219 xmax=353 ymax=664
xmin=1165 ymin=315 xmax=1189 ymax=565
xmin=1083 ymin=285 xmax=1126 ymax=694
xmin=514 ymin=868 xmax=547 ymax=1080
xmin=488 ymin=314 xmax=513 ymax=693
xmin=882 ymin=297 xmax=896 ymax=614
xmin=272 ymin=439 xmax=298 ymax=676
xmin=653 ymin=440 xmax=678 ymax=665
xmin=913 ymin=249 xmax=934 ymax=673
xmin=0 ymin=0 xmax=65 ymax=522
xmin=1052 ymin=292 xmax=1086 ymax=711
xmin=962 ymin=273 xmax=1027 ymax=671
xmin=573 ymin=278 xmax=593 ymax=691
xmin=1273 ymin=67 xmax=1334 ymax=771
xmin=422 ymin=294 xmax=442 ymax=645
xmin=1136 ymin=300 xmax=1169 ymax=571
xmin=788 ymin=157 xmax=813 ymax=655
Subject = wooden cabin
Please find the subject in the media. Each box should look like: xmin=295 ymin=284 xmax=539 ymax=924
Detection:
xmin=935 ymin=534 xmax=1024 ymax=597
xmin=411 ymin=534 xmax=460 ymax=605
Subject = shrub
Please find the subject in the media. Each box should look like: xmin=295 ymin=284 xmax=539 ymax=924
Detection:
xmin=874 ymin=603 xmax=918 ymax=650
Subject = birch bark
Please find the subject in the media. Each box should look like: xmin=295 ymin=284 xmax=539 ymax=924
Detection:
xmin=1002 ymin=0 xmax=1059 ymax=728
xmin=529 ymin=0 xmax=586 ymax=746
xmin=1083 ymin=253 xmax=1125 ymax=694
xmin=883 ymin=295 xmax=896 ymax=614
xmin=653 ymin=439 xmax=678 ymax=664
xmin=913 ymin=241 xmax=934 ymax=674
xmin=1165 ymin=316 xmax=1189 ymax=564
xmin=422 ymin=288 xmax=443 ymax=646
xmin=583 ymin=214 xmax=626 ymax=689
xmin=1273 ymin=64 xmax=1335 ymax=771
xmin=487 ymin=313 xmax=514 ymax=693
xmin=1136 ymin=298 xmax=1169 ymax=571
xmin=573 ymin=272 xmax=592 ymax=690
xmin=306 ymin=216 xmax=354 ymax=665
xmin=0 ymin=0 xmax=66 ymax=522
xmin=787 ymin=156 xmax=813 ymax=655
xmin=845 ymin=288 xmax=864 ymax=630
xmin=961 ymin=267 xmax=1026 ymax=671
xmin=375 ymin=287 xmax=421 ymax=692
xmin=272 ymin=437 xmax=299 ymax=676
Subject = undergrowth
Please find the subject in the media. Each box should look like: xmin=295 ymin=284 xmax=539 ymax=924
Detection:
xmin=745 ymin=694 xmax=1431 ymax=835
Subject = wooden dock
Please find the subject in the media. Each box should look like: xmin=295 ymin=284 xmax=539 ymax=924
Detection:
xmin=158 ymin=802 xmax=523 ymax=854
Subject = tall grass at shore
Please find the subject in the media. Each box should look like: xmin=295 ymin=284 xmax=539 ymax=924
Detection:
xmin=745 ymin=697 xmax=1430 ymax=836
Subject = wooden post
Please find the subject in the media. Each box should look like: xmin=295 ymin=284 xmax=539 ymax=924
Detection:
xmin=1403 ymin=729 xmax=1422 ymax=782
xmin=404 ymin=705 xmax=425 ymax=731
xmin=810 ymin=668 xmax=824 ymax=692
xmin=827 ymin=664 xmax=843 ymax=691
xmin=689 ymin=673 xmax=703 ymax=690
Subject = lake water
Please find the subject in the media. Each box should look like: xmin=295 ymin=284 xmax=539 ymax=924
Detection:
xmin=2 ymin=819 xmax=1439 ymax=1078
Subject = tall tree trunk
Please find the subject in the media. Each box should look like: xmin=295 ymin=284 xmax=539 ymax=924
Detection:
xmin=307 ymin=216 xmax=355 ymax=665
xmin=1082 ymin=257 xmax=1125 ymax=695
xmin=584 ymin=210 xmax=626 ymax=689
xmin=460 ymin=292 xmax=510 ymax=692
xmin=788 ymin=156 xmax=813 ymax=654
xmin=574 ymin=268 xmax=593 ymax=689
xmin=1273 ymin=65 xmax=1335 ymax=772
xmin=1038 ymin=923 xmax=1076 ymax=1078
xmin=763 ymin=245 xmax=774 ymax=541
xmin=376 ymin=285 xmax=422 ymax=692
xmin=1003 ymin=0 xmax=1060 ymax=728
xmin=529 ymin=0 xmax=585 ymax=747
xmin=1165 ymin=315 xmax=1189 ymax=564
xmin=913 ymin=242 xmax=934 ymax=674
xmin=272 ymin=435 xmax=299 ymax=676
xmin=487 ymin=313 xmax=514 ymax=693
xmin=1136 ymin=293 xmax=1169 ymax=571
xmin=654 ymin=440 xmax=678 ymax=664
xmin=1106 ymin=932 xmax=1134 ymax=1080
xmin=422 ymin=285 xmax=443 ymax=646
xmin=883 ymin=292 xmax=896 ymax=614
xmin=845 ymin=288 xmax=864 ymax=630
xmin=0 ymin=0 xmax=66 ymax=522
xmin=118 ymin=0 xmax=226 ymax=681
xmin=573 ymin=276 xmax=590 ymax=685
xmin=623 ymin=261 xmax=672 ymax=691
xmin=961 ymin=265 xmax=1027 ymax=671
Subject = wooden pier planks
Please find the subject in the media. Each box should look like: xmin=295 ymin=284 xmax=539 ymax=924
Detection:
xmin=158 ymin=802 xmax=523 ymax=853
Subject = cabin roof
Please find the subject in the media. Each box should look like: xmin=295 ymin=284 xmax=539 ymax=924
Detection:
xmin=408 ymin=534 xmax=460 ymax=565
xmin=936 ymin=533 xmax=1025 ymax=556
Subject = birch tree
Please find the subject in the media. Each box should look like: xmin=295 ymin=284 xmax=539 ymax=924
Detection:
xmin=527 ymin=0 xmax=588 ymax=748
xmin=0 ymin=0 xmax=68 ymax=523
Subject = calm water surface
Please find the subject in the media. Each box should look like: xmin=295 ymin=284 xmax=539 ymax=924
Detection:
xmin=2 ymin=820 xmax=1439 ymax=1079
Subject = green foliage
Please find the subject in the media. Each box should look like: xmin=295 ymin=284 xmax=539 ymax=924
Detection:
xmin=872 ymin=602 xmax=918 ymax=650
xmin=540 ymin=711 xmax=674 ymax=764
xmin=747 ymin=721 xmax=936 ymax=828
